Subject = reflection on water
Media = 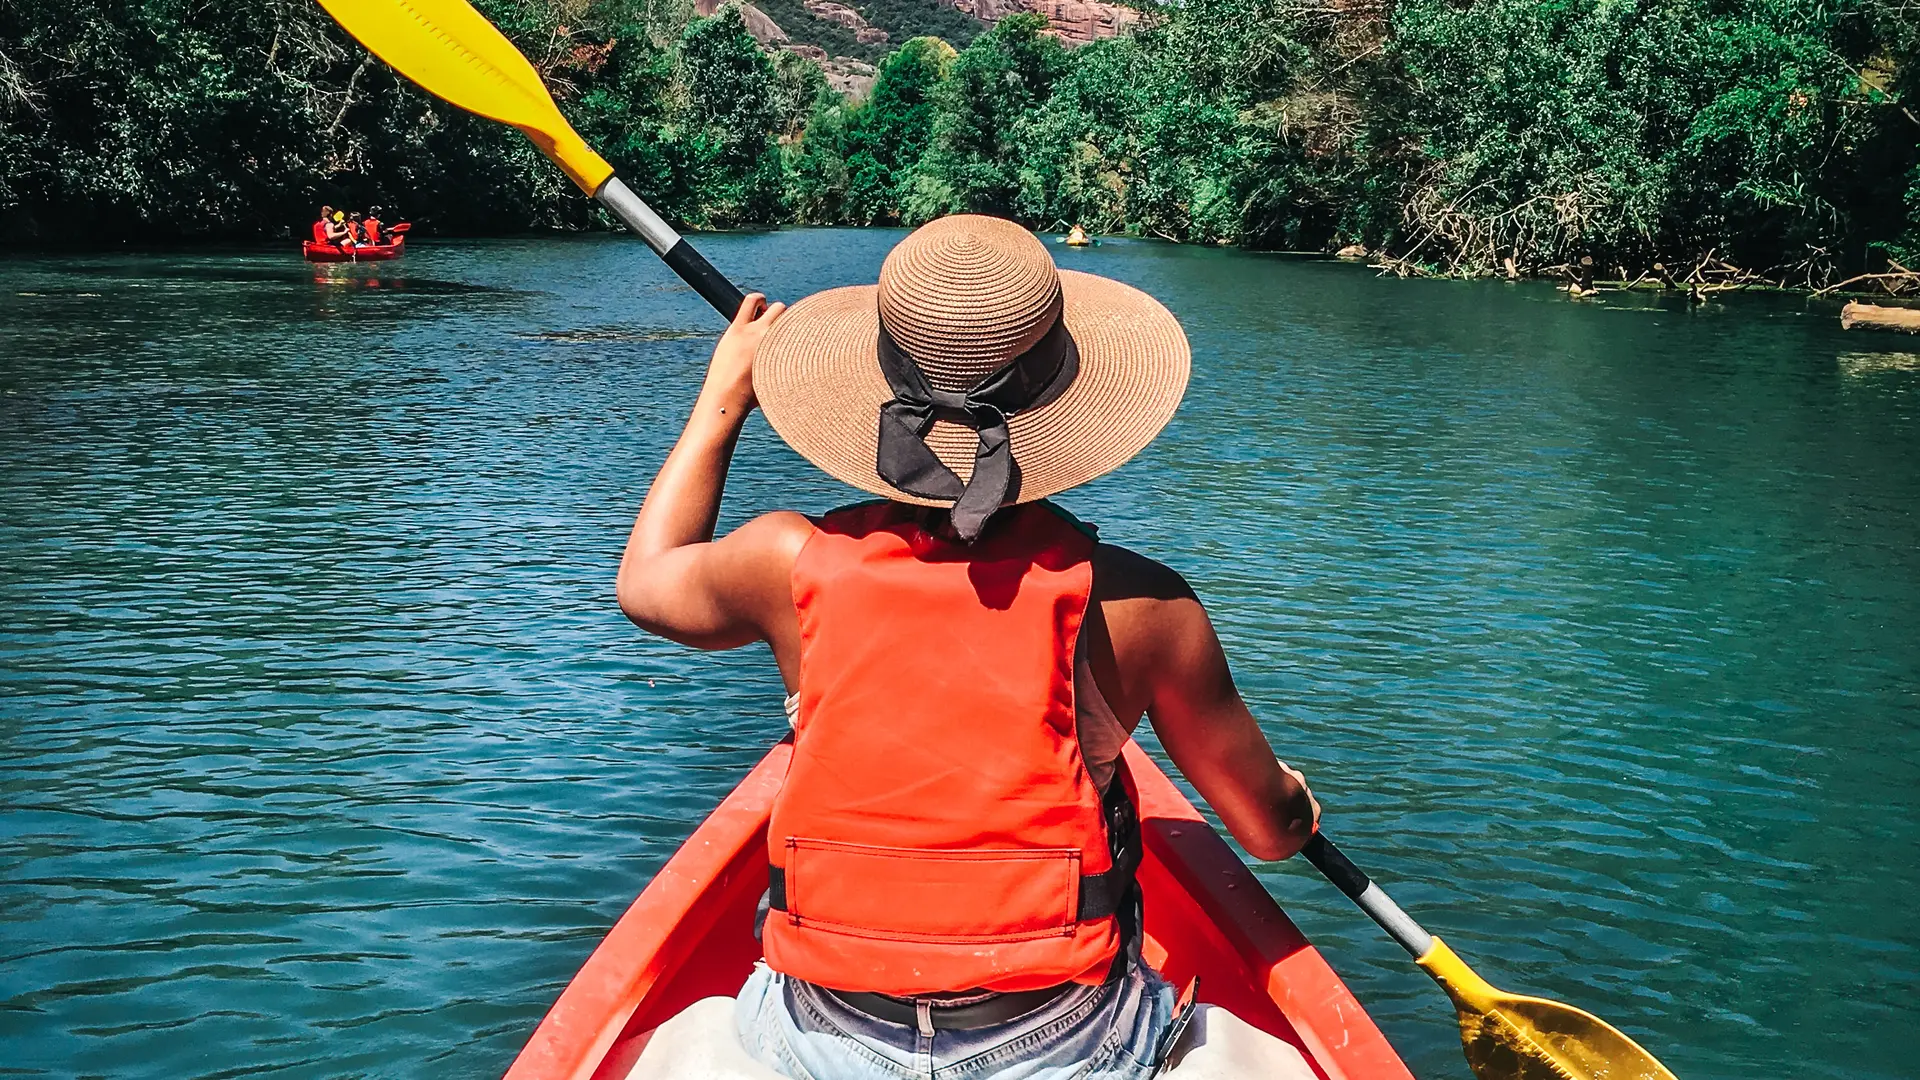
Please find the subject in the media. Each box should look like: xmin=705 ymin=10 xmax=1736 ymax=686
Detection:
xmin=515 ymin=327 xmax=716 ymax=344
xmin=2 ymin=233 xmax=1916 ymax=1080
xmin=1838 ymin=350 xmax=1920 ymax=375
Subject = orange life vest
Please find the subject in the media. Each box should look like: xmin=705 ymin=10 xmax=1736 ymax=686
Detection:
xmin=364 ymin=219 xmax=381 ymax=245
xmin=763 ymin=500 xmax=1139 ymax=995
xmin=312 ymin=221 xmax=329 ymax=243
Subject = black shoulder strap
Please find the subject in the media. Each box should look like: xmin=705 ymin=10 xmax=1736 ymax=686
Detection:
xmin=1075 ymin=767 xmax=1141 ymax=921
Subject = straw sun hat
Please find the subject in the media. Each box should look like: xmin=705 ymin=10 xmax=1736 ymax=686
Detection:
xmin=754 ymin=215 xmax=1190 ymax=539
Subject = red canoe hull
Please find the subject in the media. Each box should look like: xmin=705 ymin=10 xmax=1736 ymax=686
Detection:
xmin=303 ymin=238 xmax=404 ymax=262
xmin=504 ymin=740 xmax=1413 ymax=1080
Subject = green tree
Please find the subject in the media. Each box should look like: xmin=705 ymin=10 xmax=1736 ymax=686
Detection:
xmin=783 ymin=35 xmax=954 ymax=225
xmin=673 ymin=5 xmax=786 ymax=226
xmin=1370 ymin=0 xmax=1920 ymax=276
xmin=852 ymin=37 xmax=958 ymax=222
xmin=905 ymin=14 xmax=1069 ymax=221
xmin=1008 ymin=38 xmax=1140 ymax=232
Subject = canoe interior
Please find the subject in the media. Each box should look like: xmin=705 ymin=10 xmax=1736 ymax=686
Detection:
xmin=505 ymin=740 xmax=1412 ymax=1080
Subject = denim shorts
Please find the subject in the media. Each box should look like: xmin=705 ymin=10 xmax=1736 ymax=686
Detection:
xmin=734 ymin=949 xmax=1177 ymax=1080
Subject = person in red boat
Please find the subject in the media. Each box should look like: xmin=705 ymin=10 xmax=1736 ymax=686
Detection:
xmin=614 ymin=216 xmax=1320 ymax=1079
xmin=363 ymin=206 xmax=383 ymax=246
xmin=313 ymin=206 xmax=334 ymax=245
xmin=323 ymin=210 xmax=355 ymax=250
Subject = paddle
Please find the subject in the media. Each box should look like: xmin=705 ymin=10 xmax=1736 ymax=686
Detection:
xmin=1301 ymin=833 xmax=1679 ymax=1080
xmin=312 ymin=0 xmax=746 ymax=318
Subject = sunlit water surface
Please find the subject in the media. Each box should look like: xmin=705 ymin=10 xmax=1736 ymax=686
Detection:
xmin=2 ymin=231 xmax=1915 ymax=1079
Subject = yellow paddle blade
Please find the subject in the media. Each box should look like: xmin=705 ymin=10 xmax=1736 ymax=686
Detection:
xmin=313 ymin=0 xmax=613 ymax=193
xmin=1417 ymin=938 xmax=1680 ymax=1080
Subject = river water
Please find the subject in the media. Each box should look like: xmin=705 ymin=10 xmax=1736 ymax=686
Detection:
xmin=2 ymin=230 xmax=1915 ymax=1080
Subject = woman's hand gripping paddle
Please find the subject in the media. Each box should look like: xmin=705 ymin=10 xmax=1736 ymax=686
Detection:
xmin=1301 ymin=834 xmax=1680 ymax=1080
xmin=312 ymin=0 xmax=747 ymax=318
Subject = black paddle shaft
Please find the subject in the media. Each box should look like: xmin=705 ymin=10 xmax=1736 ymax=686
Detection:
xmin=1302 ymin=833 xmax=1372 ymax=899
xmin=595 ymin=176 xmax=747 ymax=318
xmin=1301 ymin=833 xmax=1436 ymax=958
xmin=662 ymin=239 xmax=746 ymax=318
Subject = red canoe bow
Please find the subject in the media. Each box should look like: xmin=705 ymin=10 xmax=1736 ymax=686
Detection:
xmin=505 ymin=740 xmax=1414 ymax=1080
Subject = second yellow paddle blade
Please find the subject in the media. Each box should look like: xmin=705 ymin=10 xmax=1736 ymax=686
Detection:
xmin=1419 ymin=938 xmax=1680 ymax=1080
xmin=314 ymin=0 xmax=613 ymax=192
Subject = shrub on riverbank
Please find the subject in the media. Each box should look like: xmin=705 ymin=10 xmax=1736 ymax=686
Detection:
xmin=2 ymin=0 xmax=1914 ymax=287
xmin=0 ymin=0 xmax=805 ymax=241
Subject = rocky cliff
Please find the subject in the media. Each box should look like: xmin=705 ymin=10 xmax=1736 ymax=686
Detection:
xmin=692 ymin=0 xmax=790 ymax=43
xmin=949 ymin=0 xmax=1137 ymax=43
xmin=690 ymin=0 xmax=1131 ymax=102
xmin=804 ymin=0 xmax=889 ymax=43
xmin=693 ymin=0 xmax=881 ymax=96
xmin=700 ymin=0 xmax=1133 ymax=58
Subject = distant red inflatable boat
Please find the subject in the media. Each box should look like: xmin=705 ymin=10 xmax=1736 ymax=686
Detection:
xmin=303 ymin=222 xmax=411 ymax=262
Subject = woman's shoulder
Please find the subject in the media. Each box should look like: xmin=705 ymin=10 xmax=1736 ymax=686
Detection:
xmin=1091 ymin=542 xmax=1197 ymax=604
xmin=1084 ymin=543 xmax=1209 ymax=725
xmin=733 ymin=510 xmax=815 ymax=557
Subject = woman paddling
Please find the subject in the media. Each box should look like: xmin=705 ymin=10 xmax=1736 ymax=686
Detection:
xmin=324 ymin=210 xmax=355 ymax=250
xmin=616 ymin=215 xmax=1322 ymax=1079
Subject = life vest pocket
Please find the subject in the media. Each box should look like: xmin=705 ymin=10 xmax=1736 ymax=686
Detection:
xmin=781 ymin=837 xmax=1082 ymax=943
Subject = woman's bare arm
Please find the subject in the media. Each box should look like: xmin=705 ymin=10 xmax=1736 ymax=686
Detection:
xmin=615 ymin=295 xmax=809 ymax=675
xmin=1094 ymin=545 xmax=1320 ymax=860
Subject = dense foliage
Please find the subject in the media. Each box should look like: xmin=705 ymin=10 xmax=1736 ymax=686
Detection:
xmin=0 ymin=0 xmax=814 ymax=239
xmin=3 ymin=0 xmax=1915 ymax=283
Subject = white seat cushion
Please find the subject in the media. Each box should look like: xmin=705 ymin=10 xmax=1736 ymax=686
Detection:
xmin=1162 ymin=1005 xmax=1319 ymax=1079
xmin=617 ymin=996 xmax=787 ymax=1080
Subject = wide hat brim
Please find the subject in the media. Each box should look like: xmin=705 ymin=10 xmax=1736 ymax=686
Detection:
xmin=755 ymin=269 xmax=1190 ymax=507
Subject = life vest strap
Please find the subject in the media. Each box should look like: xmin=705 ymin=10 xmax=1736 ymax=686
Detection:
xmin=1073 ymin=863 xmax=1132 ymax=921
xmin=1081 ymin=770 xmax=1141 ymax=920
xmin=765 ymin=861 xmax=1133 ymax=923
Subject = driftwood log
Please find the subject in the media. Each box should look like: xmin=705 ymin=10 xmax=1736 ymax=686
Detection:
xmin=1841 ymin=302 xmax=1920 ymax=334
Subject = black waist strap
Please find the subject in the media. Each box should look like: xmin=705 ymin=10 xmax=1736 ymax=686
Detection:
xmin=827 ymin=984 xmax=1075 ymax=1031
xmin=765 ymin=859 xmax=1130 ymax=923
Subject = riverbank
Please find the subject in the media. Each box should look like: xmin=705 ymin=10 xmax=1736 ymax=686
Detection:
xmin=1334 ymin=246 xmax=1920 ymax=305
xmin=10 ymin=222 xmax=1920 ymax=309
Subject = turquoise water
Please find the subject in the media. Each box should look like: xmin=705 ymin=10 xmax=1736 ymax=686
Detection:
xmin=2 ymin=230 xmax=1915 ymax=1079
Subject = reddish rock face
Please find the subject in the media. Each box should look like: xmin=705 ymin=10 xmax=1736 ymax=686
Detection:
xmin=950 ymin=0 xmax=1138 ymax=43
xmin=692 ymin=0 xmax=790 ymax=44
xmin=822 ymin=57 xmax=878 ymax=98
xmin=804 ymin=0 xmax=871 ymax=30
xmin=695 ymin=0 xmax=1134 ymax=104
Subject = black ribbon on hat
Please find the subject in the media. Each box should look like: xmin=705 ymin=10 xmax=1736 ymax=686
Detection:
xmin=875 ymin=312 xmax=1080 ymax=542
